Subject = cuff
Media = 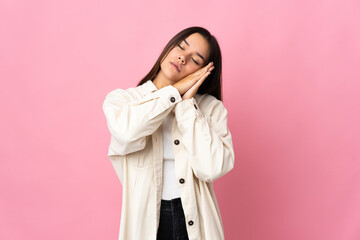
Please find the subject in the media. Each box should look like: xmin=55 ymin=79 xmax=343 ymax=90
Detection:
xmin=160 ymin=85 xmax=182 ymax=107
xmin=174 ymin=97 xmax=204 ymax=122
xmin=131 ymin=83 xmax=182 ymax=108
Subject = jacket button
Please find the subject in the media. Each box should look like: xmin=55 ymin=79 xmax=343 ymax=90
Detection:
xmin=188 ymin=220 xmax=194 ymax=226
xmin=179 ymin=178 xmax=185 ymax=184
xmin=194 ymin=104 xmax=197 ymax=109
xmin=174 ymin=139 xmax=180 ymax=145
xmin=170 ymin=97 xmax=175 ymax=102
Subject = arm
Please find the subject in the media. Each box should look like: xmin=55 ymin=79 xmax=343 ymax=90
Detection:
xmin=103 ymin=84 xmax=182 ymax=156
xmin=174 ymin=97 xmax=235 ymax=182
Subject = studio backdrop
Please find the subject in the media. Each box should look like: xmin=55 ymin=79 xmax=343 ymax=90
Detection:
xmin=0 ymin=0 xmax=359 ymax=239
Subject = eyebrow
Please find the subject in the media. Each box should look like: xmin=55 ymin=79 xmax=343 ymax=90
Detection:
xmin=183 ymin=39 xmax=205 ymax=60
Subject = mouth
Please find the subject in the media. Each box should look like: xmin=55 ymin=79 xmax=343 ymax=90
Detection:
xmin=170 ymin=62 xmax=180 ymax=72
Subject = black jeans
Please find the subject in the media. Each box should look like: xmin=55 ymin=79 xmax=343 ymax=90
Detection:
xmin=157 ymin=197 xmax=189 ymax=240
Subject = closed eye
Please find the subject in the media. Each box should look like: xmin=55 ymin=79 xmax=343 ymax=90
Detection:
xmin=177 ymin=44 xmax=199 ymax=65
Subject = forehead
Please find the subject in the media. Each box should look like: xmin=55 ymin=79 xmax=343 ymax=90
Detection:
xmin=183 ymin=33 xmax=210 ymax=61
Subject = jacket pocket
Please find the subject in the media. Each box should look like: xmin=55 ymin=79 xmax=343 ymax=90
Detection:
xmin=126 ymin=136 xmax=154 ymax=168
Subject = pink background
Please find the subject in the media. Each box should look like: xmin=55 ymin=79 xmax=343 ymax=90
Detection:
xmin=1 ymin=0 xmax=359 ymax=239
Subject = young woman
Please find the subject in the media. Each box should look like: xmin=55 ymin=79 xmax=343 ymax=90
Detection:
xmin=103 ymin=26 xmax=235 ymax=240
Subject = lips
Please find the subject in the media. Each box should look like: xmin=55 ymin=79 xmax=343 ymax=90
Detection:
xmin=171 ymin=62 xmax=180 ymax=72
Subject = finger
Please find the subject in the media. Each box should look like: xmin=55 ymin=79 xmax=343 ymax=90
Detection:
xmin=197 ymin=72 xmax=211 ymax=85
xmin=208 ymin=66 xmax=215 ymax=72
xmin=195 ymin=62 xmax=213 ymax=76
xmin=201 ymin=62 xmax=213 ymax=71
xmin=198 ymin=66 xmax=208 ymax=74
xmin=202 ymin=67 xmax=214 ymax=77
xmin=206 ymin=65 xmax=215 ymax=73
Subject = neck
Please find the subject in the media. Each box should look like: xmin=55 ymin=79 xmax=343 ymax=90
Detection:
xmin=153 ymin=71 xmax=175 ymax=89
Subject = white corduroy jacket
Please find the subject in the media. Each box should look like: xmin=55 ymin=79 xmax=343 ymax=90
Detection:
xmin=102 ymin=79 xmax=235 ymax=240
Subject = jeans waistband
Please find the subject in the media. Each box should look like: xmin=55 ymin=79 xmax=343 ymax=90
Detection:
xmin=161 ymin=197 xmax=182 ymax=209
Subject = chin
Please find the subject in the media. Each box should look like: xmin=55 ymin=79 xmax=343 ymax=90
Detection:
xmin=163 ymin=70 xmax=182 ymax=82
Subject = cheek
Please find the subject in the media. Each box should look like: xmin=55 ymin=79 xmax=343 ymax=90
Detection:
xmin=168 ymin=48 xmax=179 ymax=57
xmin=181 ymin=67 xmax=197 ymax=78
xmin=161 ymin=48 xmax=176 ymax=63
xmin=188 ymin=65 xmax=201 ymax=74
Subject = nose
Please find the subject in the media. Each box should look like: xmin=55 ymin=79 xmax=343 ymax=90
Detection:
xmin=178 ymin=56 xmax=185 ymax=64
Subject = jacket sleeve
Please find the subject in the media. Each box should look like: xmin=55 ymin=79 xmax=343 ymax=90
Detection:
xmin=174 ymin=97 xmax=235 ymax=182
xmin=103 ymin=84 xmax=182 ymax=156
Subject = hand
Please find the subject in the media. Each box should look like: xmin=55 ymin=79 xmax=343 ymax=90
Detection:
xmin=182 ymin=63 xmax=215 ymax=100
xmin=173 ymin=62 xmax=215 ymax=100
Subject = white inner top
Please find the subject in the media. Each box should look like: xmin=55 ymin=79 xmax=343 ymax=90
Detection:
xmin=161 ymin=111 xmax=180 ymax=200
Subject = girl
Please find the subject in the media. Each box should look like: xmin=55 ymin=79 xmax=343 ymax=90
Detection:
xmin=103 ymin=26 xmax=235 ymax=240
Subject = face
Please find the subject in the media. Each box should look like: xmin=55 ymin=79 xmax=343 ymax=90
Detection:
xmin=159 ymin=33 xmax=211 ymax=82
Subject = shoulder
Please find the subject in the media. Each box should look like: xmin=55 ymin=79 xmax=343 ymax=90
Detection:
xmin=104 ymin=81 xmax=150 ymax=102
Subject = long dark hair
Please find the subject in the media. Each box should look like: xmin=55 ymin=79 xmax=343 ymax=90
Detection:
xmin=136 ymin=26 xmax=223 ymax=101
